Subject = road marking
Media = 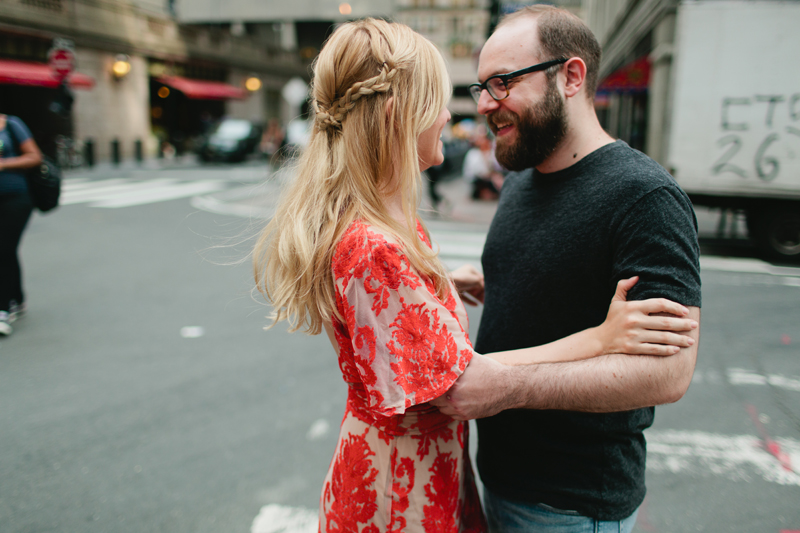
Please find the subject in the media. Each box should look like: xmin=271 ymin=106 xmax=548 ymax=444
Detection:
xmin=180 ymin=326 xmax=205 ymax=338
xmin=701 ymin=256 xmax=800 ymax=277
xmin=646 ymin=430 xmax=800 ymax=486
xmin=251 ymin=504 xmax=317 ymax=533
xmin=692 ymin=368 xmax=800 ymax=393
xmin=252 ymin=430 xmax=799 ymax=533
xmin=93 ymin=180 xmax=226 ymax=208
xmin=306 ymin=419 xmax=331 ymax=441
xmin=61 ymin=177 xmax=228 ymax=208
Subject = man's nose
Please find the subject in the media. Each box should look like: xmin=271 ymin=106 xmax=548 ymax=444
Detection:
xmin=476 ymin=90 xmax=500 ymax=116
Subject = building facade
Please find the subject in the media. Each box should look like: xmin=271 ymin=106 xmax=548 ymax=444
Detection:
xmin=0 ymin=0 xmax=306 ymax=163
xmin=585 ymin=0 xmax=677 ymax=164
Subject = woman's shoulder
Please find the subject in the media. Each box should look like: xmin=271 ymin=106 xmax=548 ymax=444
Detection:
xmin=333 ymin=220 xmax=420 ymax=280
xmin=4 ymin=115 xmax=32 ymax=142
xmin=339 ymin=220 xmax=399 ymax=249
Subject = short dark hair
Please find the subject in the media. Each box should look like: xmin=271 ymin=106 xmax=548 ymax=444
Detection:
xmin=498 ymin=5 xmax=602 ymax=99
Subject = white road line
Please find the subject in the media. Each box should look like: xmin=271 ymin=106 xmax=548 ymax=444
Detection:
xmin=60 ymin=178 xmax=179 ymax=205
xmin=251 ymin=504 xmax=317 ymax=533
xmin=646 ymin=430 xmax=800 ymax=486
xmin=251 ymin=429 xmax=800 ymax=533
xmin=701 ymin=256 xmax=800 ymax=277
xmin=92 ymin=180 xmax=226 ymax=208
xmin=692 ymin=369 xmax=800 ymax=393
xmin=62 ymin=177 xmax=126 ymax=190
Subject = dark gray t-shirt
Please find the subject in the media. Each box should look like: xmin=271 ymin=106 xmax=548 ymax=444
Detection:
xmin=0 ymin=115 xmax=33 ymax=195
xmin=474 ymin=140 xmax=701 ymax=520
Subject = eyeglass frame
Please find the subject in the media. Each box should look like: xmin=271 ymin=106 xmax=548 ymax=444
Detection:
xmin=469 ymin=58 xmax=569 ymax=104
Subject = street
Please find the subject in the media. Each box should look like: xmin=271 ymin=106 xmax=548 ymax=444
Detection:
xmin=2 ymin=161 xmax=799 ymax=533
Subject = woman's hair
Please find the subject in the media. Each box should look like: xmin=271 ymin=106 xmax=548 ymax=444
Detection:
xmin=253 ymin=18 xmax=452 ymax=334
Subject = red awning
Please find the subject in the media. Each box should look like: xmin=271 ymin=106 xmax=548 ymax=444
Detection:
xmin=0 ymin=59 xmax=95 ymax=89
xmin=155 ymin=76 xmax=247 ymax=100
xmin=598 ymin=56 xmax=650 ymax=93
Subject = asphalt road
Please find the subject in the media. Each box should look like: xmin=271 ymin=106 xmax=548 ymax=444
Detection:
xmin=1 ymin=163 xmax=799 ymax=533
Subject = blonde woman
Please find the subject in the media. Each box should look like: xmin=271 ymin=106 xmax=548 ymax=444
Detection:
xmin=253 ymin=19 xmax=697 ymax=532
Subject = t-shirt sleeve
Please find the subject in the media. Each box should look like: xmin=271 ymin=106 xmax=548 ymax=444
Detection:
xmin=611 ymin=185 xmax=702 ymax=307
xmin=7 ymin=116 xmax=33 ymax=148
xmin=333 ymin=229 xmax=473 ymax=418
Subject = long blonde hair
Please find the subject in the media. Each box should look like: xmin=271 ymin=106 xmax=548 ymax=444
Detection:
xmin=253 ymin=18 xmax=452 ymax=334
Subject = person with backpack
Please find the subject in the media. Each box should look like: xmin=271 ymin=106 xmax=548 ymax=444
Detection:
xmin=0 ymin=114 xmax=43 ymax=336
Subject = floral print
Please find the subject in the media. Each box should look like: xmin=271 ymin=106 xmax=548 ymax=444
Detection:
xmin=319 ymin=221 xmax=486 ymax=532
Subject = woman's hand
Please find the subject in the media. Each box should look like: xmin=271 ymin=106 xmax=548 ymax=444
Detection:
xmin=597 ymin=277 xmax=698 ymax=356
xmin=450 ymin=264 xmax=484 ymax=306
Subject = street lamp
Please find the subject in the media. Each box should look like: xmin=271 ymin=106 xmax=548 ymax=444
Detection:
xmin=245 ymin=77 xmax=262 ymax=92
xmin=111 ymin=54 xmax=131 ymax=80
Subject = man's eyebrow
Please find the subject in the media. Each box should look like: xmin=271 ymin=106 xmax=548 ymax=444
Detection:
xmin=478 ymin=67 xmax=515 ymax=82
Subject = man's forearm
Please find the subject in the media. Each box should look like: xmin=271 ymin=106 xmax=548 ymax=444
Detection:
xmin=433 ymin=308 xmax=700 ymax=420
xmin=506 ymin=349 xmax=694 ymax=412
xmin=507 ymin=307 xmax=700 ymax=412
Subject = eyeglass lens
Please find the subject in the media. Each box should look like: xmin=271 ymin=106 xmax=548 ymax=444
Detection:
xmin=470 ymin=78 xmax=509 ymax=103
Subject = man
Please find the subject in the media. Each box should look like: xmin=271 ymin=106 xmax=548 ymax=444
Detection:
xmin=431 ymin=6 xmax=702 ymax=532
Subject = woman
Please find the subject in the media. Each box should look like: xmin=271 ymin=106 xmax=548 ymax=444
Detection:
xmin=253 ymin=19 xmax=696 ymax=532
xmin=0 ymin=114 xmax=43 ymax=336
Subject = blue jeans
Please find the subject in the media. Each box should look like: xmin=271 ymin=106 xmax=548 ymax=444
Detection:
xmin=484 ymin=488 xmax=639 ymax=533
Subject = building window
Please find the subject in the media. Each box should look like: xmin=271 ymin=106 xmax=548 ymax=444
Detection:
xmin=19 ymin=0 xmax=62 ymax=11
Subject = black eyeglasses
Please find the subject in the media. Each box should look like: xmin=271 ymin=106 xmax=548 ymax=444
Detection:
xmin=469 ymin=58 xmax=568 ymax=104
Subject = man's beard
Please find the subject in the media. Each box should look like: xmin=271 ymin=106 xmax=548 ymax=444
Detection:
xmin=491 ymin=77 xmax=568 ymax=171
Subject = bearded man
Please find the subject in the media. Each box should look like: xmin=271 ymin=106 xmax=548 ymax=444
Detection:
xmin=431 ymin=6 xmax=702 ymax=533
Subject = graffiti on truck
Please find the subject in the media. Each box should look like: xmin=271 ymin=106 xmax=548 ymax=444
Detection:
xmin=713 ymin=94 xmax=800 ymax=182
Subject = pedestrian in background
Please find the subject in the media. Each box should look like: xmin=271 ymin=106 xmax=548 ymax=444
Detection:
xmin=463 ymin=127 xmax=504 ymax=200
xmin=252 ymin=18 xmax=697 ymax=531
xmin=0 ymin=114 xmax=43 ymax=336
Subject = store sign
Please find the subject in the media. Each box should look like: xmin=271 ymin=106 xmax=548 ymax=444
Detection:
xmin=48 ymin=38 xmax=76 ymax=80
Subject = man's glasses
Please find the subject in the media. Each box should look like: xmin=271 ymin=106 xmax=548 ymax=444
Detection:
xmin=469 ymin=58 xmax=568 ymax=104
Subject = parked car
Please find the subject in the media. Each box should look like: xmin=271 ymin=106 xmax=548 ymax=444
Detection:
xmin=198 ymin=119 xmax=262 ymax=163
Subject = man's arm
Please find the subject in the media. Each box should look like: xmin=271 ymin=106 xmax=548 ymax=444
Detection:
xmin=431 ymin=307 xmax=700 ymax=420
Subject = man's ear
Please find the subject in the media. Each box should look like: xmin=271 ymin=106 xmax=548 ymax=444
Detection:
xmin=562 ymin=58 xmax=587 ymax=98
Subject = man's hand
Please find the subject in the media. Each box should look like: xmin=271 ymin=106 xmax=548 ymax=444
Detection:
xmin=449 ymin=264 xmax=485 ymax=306
xmin=431 ymin=353 xmax=515 ymax=420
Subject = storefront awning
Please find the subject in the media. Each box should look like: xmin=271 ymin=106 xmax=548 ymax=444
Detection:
xmin=0 ymin=59 xmax=95 ymax=89
xmin=155 ymin=76 xmax=247 ymax=100
xmin=597 ymin=57 xmax=650 ymax=93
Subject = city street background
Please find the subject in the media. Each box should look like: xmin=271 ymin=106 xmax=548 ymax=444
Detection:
xmin=2 ymin=160 xmax=799 ymax=533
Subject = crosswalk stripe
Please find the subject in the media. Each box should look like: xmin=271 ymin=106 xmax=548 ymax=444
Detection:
xmin=92 ymin=180 xmax=226 ymax=208
xmin=59 ymin=177 xmax=228 ymax=209
xmin=62 ymin=177 xmax=127 ymax=192
xmin=61 ymin=178 xmax=179 ymax=204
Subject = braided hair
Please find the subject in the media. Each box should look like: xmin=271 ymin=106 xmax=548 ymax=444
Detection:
xmin=254 ymin=18 xmax=452 ymax=334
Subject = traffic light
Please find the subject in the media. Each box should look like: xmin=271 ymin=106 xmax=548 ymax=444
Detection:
xmin=49 ymin=81 xmax=74 ymax=117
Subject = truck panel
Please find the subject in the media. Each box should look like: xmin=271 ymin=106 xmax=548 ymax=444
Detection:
xmin=668 ymin=1 xmax=800 ymax=200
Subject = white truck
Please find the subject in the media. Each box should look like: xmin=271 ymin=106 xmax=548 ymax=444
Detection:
xmin=667 ymin=0 xmax=800 ymax=260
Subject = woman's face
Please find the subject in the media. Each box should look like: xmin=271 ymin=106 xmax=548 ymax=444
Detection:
xmin=417 ymin=107 xmax=451 ymax=171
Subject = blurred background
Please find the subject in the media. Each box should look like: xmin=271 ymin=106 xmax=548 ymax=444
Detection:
xmin=1 ymin=1 xmax=799 ymax=532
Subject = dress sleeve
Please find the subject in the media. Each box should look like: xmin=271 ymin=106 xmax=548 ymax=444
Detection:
xmin=333 ymin=226 xmax=474 ymax=418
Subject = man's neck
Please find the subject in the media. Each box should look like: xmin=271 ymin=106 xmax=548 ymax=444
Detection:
xmin=535 ymin=107 xmax=615 ymax=174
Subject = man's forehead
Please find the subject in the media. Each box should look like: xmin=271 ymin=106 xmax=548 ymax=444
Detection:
xmin=478 ymin=18 xmax=541 ymax=79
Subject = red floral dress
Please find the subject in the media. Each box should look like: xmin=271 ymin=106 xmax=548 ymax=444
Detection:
xmin=319 ymin=220 xmax=486 ymax=533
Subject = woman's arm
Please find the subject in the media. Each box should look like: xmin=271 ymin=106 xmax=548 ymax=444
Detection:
xmin=449 ymin=264 xmax=484 ymax=306
xmin=485 ymin=277 xmax=698 ymax=366
xmin=0 ymin=116 xmax=43 ymax=172
xmin=0 ymin=138 xmax=43 ymax=172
